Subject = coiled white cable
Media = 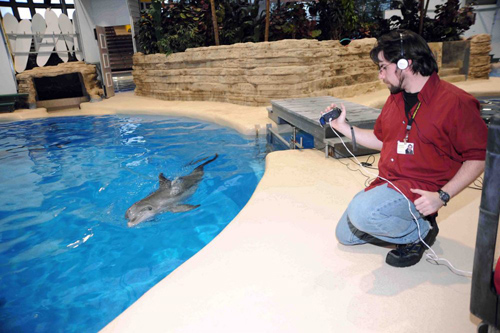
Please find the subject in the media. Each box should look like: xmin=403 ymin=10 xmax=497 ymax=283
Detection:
xmin=328 ymin=120 xmax=473 ymax=277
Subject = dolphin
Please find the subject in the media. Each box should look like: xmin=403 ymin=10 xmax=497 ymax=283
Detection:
xmin=125 ymin=154 xmax=218 ymax=227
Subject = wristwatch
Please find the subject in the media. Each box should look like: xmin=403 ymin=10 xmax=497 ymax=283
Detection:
xmin=438 ymin=190 xmax=450 ymax=206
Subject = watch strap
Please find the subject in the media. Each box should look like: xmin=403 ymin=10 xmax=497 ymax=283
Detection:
xmin=438 ymin=189 xmax=450 ymax=206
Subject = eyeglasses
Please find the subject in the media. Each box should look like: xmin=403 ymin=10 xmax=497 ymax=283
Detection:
xmin=378 ymin=63 xmax=392 ymax=73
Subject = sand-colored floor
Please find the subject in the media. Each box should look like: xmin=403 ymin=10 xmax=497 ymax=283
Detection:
xmin=105 ymin=150 xmax=483 ymax=332
xmin=3 ymin=77 xmax=499 ymax=332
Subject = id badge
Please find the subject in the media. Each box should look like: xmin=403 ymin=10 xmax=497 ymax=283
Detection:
xmin=397 ymin=141 xmax=414 ymax=155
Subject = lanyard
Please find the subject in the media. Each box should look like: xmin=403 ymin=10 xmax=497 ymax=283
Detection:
xmin=404 ymin=101 xmax=421 ymax=142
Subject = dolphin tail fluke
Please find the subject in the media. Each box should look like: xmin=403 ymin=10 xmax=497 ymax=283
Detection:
xmin=195 ymin=154 xmax=218 ymax=171
xmin=185 ymin=156 xmax=209 ymax=167
xmin=171 ymin=204 xmax=200 ymax=213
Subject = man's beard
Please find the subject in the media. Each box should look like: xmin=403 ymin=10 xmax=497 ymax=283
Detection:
xmin=389 ymin=83 xmax=403 ymax=94
xmin=387 ymin=71 xmax=404 ymax=94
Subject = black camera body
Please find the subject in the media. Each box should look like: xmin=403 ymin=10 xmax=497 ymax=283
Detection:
xmin=319 ymin=107 xmax=342 ymax=127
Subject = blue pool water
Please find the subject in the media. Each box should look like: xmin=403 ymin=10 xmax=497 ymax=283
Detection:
xmin=0 ymin=115 xmax=267 ymax=332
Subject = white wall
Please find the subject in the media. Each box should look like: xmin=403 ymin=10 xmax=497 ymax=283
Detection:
xmin=463 ymin=4 xmax=500 ymax=59
xmin=490 ymin=6 xmax=500 ymax=59
xmin=75 ymin=0 xmax=100 ymax=64
xmin=74 ymin=0 xmax=135 ymax=63
xmin=127 ymin=0 xmax=141 ymax=53
xmin=89 ymin=0 xmax=131 ymax=27
xmin=0 ymin=25 xmax=17 ymax=94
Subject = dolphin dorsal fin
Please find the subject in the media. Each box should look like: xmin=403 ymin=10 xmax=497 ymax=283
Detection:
xmin=159 ymin=173 xmax=172 ymax=188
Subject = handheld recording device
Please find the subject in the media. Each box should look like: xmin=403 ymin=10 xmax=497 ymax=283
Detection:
xmin=319 ymin=107 xmax=342 ymax=127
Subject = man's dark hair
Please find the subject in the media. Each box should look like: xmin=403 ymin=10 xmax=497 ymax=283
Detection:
xmin=369 ymin=29 xmax=439 ymax=76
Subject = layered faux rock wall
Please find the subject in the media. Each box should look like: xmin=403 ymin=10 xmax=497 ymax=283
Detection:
xmin=16 ymin=62 xmax=104 ymax=105
xmin=133 ymin=36 xmax=491 ymax=107
xmin=468 ymin=34 xmax=491 ymax=79
xmin=133 ymin=39 xmax=384 ymax=106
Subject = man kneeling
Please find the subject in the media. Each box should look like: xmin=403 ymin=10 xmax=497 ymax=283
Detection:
xmin=327 ymin=29 xmax=487 ymax=267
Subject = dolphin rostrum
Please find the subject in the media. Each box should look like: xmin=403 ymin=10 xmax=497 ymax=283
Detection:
xmin=125 ymin=154 xmax=218 ymax=227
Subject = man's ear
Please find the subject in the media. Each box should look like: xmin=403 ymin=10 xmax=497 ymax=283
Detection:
xmin=406 ymin=59 xmax=413 ymax=70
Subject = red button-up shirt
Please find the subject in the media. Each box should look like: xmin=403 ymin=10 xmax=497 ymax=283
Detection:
xmin=366 ymin=72 xmax=488 ymax=202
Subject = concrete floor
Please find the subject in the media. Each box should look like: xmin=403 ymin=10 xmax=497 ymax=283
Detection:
xmin=2 ymin=77 xmax=499 ymax=332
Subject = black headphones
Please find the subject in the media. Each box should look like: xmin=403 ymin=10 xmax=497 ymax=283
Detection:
xmin=397 ymin=33 xmax=409 ymax=70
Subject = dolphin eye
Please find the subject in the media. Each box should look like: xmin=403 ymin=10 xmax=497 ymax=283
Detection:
xmin=147 ymin=206 xmax=153 ymax=211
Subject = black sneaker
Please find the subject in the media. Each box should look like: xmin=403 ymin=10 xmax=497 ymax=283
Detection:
xmin=385 ymin=215 xmax=439 ymax=268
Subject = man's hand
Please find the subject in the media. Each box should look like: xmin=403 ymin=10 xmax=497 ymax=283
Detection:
xmin=410 ymin=188 xmax=444 ymax=216
xmin=321 ymin=103 xmax=383 ymax=151
xmin=322 ymin=103 xmax=348 ymax=133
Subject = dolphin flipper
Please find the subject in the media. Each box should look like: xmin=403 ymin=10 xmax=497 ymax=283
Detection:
xmin=170 ymin=204 xmax=200 ymax=213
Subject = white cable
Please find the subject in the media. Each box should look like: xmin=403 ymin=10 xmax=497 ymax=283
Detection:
xmin=329 ymin=120 xmax=473 ymax=277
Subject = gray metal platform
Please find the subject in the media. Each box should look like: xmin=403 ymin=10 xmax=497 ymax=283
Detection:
xmin=268 ymin=96 xmax=381 ymax=157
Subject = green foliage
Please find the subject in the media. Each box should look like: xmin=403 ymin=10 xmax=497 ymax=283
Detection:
xmin=389 ymin=0 xmax=475 ymax=41
xmin=158 ymin=24 xmax=205 ymax=55
xmin=218 ymin=0 xmax=265 ymax=44
xmin=308 ymin=0 xmax=346 ymax=40
xmin=136 ymin=0 xmax=476 ymax=55
xmin=138 ymin=11 xmax=158 ymax=54
xmin=269 ymin=2 xmax=319 ymax=41
xmin=159 ymin=0 xmax=211 ymax=54
xmin=355 ymin=0 xmax=386 ymax=23
xmin=389 ymin=0 xmax=422 ymax=32
xmin=138 ymin=0 xmax=211 ymax=55
xmin=357 ymin=19 xmax=392 ymax=39
xmin=151 ymin=0 xmax=164 ymax=48
xmin=308 ymin=0 xmax=366 ymax=40
xmin=431 ymin=0 xmax=475 ymax=41
xmin=341 ymin=0 xmax=359 ymax=33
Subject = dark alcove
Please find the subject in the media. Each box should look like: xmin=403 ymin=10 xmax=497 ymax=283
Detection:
xmin=34 ymin=73 xmax=87 ymax=101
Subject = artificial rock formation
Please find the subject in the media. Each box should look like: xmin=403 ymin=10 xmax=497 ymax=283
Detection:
xmin=133 ymin=39 xmax=384 ymax=106
xmin=133 ymin=36 xmax=491 ymax=106
xmin=16 ymin=61 xmax=104 ymax=105
xmin=468 ymin=34 xmax=492 ymax=80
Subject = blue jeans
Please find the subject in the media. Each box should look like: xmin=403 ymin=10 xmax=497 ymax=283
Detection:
xmin=336 ymin=184 xmax=431 ymax=245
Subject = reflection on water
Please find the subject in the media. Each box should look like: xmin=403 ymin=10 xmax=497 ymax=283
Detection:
xmin=0 ymin=115 xmax=267 ymax=333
